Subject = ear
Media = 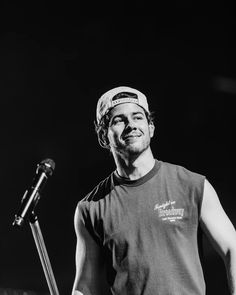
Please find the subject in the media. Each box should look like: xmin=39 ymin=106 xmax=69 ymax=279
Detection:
xmin=98 ymin=131 xmax=110 ymax=149
xmin=149 ymin=122 xmax=155 ymax=138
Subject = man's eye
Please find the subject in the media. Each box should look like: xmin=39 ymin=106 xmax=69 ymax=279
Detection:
xmin=134 ymin=116 xmax=143 ymax=120
xmin=113 ymin=118 xmax=123 ymax=124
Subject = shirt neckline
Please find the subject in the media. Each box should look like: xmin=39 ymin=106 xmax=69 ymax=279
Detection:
xmin=113 ymin=159 xmax=162 ymax=187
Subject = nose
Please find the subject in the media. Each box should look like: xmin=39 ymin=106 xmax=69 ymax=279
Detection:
xmin=125 ymin=118 xmax=137 ymax=131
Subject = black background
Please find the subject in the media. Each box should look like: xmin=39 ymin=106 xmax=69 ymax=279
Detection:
xmin=0 ymin=1 xmax=236 ymax=294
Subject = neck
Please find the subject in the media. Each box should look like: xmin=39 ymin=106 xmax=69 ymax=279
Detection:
xmin=113 ymin=147 xmax=155 ymax=180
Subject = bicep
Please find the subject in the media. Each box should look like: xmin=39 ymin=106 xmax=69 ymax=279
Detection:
xmin=72 ymin=206 xmax=109 ymax=295
xmin=200 ymin=179 xmax=236 ymax=257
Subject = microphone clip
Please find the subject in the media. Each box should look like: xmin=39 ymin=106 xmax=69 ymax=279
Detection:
xmin=13 ymin=158 xmax=55 ymax=227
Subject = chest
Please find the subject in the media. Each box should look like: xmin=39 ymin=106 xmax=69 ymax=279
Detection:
xmin=94 ymin=180 xmax=199 ymax=247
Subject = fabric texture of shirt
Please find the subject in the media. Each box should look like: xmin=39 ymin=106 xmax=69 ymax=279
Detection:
xmin=76 ymin=160 xmax=206 ymax=295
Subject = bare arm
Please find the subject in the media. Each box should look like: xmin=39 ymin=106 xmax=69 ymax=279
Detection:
xmin=200 ymin=179 xmax=236 ymax=294
xmin=71 ymin=205 xmax=110 ymax=295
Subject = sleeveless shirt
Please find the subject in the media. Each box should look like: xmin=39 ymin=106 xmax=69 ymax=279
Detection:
xmin=77 ymin=160 xmax=206 ymax=295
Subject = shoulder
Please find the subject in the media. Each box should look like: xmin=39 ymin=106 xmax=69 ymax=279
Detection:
xmin=161 ymin=162 xmax=206 ymax=189
xmin=80 ymin=172 xmax=114 ymax=203
xmin=75 ymin=172 xmax=115 ymax=220
xmin=74 ymin=175 xmax=114 ymax=246
xmin=160 ymin=161 xmax=205 ymax=182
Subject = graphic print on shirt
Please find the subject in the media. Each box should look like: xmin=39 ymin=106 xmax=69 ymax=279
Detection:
xmin=154 ymin=200 xmax=184 ymax=222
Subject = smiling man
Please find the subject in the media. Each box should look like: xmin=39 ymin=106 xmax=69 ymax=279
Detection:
xmin=72 ymin=86 xmax=236 ymax=295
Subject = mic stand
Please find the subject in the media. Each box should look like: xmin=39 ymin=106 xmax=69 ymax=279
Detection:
xmin=29 ymin=212 xmax=60 ymax=295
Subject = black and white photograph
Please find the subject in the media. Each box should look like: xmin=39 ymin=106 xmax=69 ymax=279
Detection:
xmin=0 ymin=1 xmax=236 ymax=295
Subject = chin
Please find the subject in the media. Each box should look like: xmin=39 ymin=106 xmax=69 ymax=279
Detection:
xmin=114 ymin=140 xmax=150 ymax=156
xmin=124 ymin=143 xmax=148 ymax=155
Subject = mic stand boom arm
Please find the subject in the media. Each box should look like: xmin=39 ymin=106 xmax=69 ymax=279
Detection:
xmin=29 ymin=210 xmax=60 ymax=295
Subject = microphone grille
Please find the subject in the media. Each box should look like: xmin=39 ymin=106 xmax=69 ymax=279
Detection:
xmin=37 ymin=158 xmax=56 ymax=176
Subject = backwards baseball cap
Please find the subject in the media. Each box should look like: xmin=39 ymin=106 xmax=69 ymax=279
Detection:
xmin=96 ymin=86 xmax=150 ymax=124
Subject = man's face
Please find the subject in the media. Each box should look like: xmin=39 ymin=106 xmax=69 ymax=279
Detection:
xmin=107 ymin=103 xmax=154 ymax=156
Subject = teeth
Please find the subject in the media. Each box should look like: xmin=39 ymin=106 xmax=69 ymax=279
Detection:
xmin=124 ymin=135 xmax=140 ymax=139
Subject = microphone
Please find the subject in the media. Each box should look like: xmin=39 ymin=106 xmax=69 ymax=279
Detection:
xmin=13 ymin=158 xmax=55 ymax=227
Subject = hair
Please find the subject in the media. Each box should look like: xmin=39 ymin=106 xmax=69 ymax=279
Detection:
xmin=94 ymin=108 xmax=155 ymax=149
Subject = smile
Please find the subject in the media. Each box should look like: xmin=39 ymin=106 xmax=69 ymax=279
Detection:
xmin=123 ymin=134 xmax=141 ymax=141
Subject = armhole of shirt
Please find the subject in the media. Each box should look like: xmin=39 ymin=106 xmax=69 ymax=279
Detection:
xmin=198 ymin=175 xmax=206 ymax=221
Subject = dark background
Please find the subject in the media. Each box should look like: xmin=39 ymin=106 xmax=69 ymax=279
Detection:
xmin=0 ymin=1 xmax=236 ymax=294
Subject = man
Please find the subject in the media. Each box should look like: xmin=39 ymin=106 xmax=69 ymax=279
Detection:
xmin=72 ymin=86 xmax=236 ymax=295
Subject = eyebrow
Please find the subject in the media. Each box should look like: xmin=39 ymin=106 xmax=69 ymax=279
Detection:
xmin=113 ymin=111 xmax=144 ymax=118
xmin=110 ymin=111 xmax=145 ymax=123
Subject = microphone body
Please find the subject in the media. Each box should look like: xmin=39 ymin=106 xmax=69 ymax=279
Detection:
xmin=13 ymin=158 xmax=55 ymax=227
